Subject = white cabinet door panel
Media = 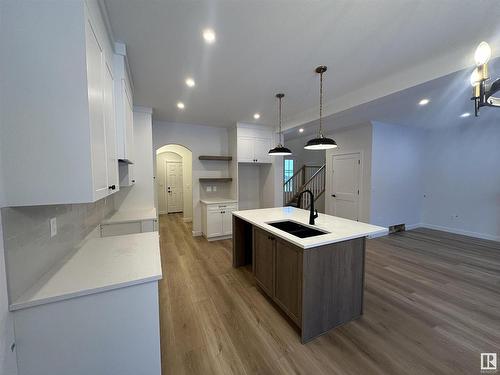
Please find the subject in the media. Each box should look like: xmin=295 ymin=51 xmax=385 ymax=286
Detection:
xmin=254 ymin=137 xmax=272 ymax=164
xmin=222 ymin=209 xmax=234 ymax=235
xmin=237 ymin=136 xmax=254 ymax=162
xmin=207 ymin=210 xmax=223 ymax=237
xmin=104 ymin=62 xmax=118 ymax=192
xmin=86 ymin=18 xmax=107 ymax=200
xmin=124 ymin=83 xmax=134 ymax=161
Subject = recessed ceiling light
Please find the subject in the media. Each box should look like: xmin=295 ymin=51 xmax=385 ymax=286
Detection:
xmin=460 ymin=112 xmax=471 ymax=118
xmin=253 ymin=113 xmax=260 ymax=119
xmin=418 ymin=98 xmax=430 ymax=106
xmin=299 ymin=128 xmax=304 ymax=133
xmin=202 ymin=28 xmax=216 ymax=44
xmin=185 ymin=78 xmax=195 ymax=87
xmin=177 ymin=102 xmax=185 ymax=110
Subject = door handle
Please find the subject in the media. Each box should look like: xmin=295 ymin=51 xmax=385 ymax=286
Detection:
xmin=331 ymin=194 xmax=336 ymax=197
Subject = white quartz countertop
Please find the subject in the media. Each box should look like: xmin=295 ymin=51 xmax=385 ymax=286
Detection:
xmin=233 ymin=207 xmax=388 ymax=249
xmin=101 ymin=208 xmax=157 ymax=224
xmin=200 ymin=199 xmax=238 ymax=205
xmin=10 ymin=232 xmax=162 ymax=311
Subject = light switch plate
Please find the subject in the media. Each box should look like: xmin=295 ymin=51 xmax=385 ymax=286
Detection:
xmin=213 ymin=185 xmax=217 ymax=192
xmin=50 ymin=217 xmax=57 ymax=238
xmin=206 ymin=186 xmax=212 ymax=192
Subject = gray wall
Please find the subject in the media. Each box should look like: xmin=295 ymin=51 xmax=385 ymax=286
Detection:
xmin=421 ymin=120 xmax=500 ymax=240
xmin=371 ymin=122 xmax=427 ymax=228
xmin=1 ymin=198 xmax=114 ymax=304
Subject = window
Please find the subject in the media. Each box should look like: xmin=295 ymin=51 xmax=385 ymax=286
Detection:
xmin=284 ymin=159 xmax=294 ymax=192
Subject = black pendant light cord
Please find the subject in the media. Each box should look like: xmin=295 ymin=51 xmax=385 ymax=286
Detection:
xmin=319 ymin=69 xmax=323 ymax=138
xmin=278 ymin=94 xmax=282 ymax=145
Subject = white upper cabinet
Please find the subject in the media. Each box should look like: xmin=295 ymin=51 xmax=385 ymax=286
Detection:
xmin=236 ymin=126 xmax=274 ymax=163
xmin=0 ymin=0 xmax=119 ymax=206
xmin=113 ymin=44 xmax=135 ymax=164
xmin=103 ymin=62 xmax=119 ymax=192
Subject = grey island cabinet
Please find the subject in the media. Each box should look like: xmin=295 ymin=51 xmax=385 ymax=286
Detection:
xmin=232 ymin=207 xmax=387 ymax=343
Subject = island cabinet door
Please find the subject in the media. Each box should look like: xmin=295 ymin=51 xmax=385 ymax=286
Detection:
xmin=252 ymin=227 xmax=275 ymax=297
xmin=274 ymin=238 xmax=302 ymax=325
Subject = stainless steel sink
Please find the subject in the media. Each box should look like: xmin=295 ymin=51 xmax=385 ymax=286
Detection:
xmin=267 ymin=220 xmax=329 ymax=238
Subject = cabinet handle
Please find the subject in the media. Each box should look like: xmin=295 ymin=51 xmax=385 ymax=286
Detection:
xmin=108 ymin=185 xmax=116 ymax=190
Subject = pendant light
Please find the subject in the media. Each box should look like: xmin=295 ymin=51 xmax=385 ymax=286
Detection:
xmin=304 ymin=66 xmax=338 ymax=150
xmin=268 ymin=93 xmax=292 ymax=156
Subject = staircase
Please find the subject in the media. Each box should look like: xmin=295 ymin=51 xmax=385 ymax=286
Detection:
xmin=284 ymin=164 xmax=326 ymax=209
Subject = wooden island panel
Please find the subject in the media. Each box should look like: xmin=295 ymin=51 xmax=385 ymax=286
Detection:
xmin=301 ymin=237 xmax=365 ymax=343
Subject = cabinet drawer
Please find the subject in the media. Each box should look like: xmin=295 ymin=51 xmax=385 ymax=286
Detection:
xmin=207 ymin=203 xmax=237 ymax=211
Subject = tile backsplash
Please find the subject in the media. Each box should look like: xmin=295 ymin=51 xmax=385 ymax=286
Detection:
xmin=1 ymin=197 xmax=115 ymax=304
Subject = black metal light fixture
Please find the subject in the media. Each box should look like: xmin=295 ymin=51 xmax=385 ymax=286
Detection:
xmin=269 ymin=93 xmax=292 ymax=156
xmin=304 ymin=66 xmax=338 ymax=150
xmin=471 ymin=41 xmax=500 ymax=116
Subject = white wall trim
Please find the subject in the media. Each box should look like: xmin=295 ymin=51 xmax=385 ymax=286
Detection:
xmin=368 ymin=232 xmax=387 ymax=239
xmin=405 ymin=223 xmax=422 ymax=230
xmin=192 ymin=231 xmax=202 ymax=237
xmin=369 ymin=223 xmax=499 ymax=243
xmin=418 ymin=223 xmax=500 ymax=242
xmin=183 ymin=217 xmax=192 ymax=223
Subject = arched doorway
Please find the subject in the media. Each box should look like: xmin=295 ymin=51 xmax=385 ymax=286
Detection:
xmin=155 ymin=144 xmax=193 ymax=222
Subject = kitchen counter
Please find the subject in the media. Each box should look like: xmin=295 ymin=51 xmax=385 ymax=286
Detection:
xmin=10 ymin=231 xmax=162 ymax=311
xmin=200 ymin=198 xmax=238 ymax=205
xmin=232 ymin=206 xmax=387 ymax=249
xmin=101 ymin=207 xmax=157 ymax=224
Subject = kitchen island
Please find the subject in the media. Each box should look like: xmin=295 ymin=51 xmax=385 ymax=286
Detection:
xmin=232 ymin=207 xmax=387 ymax=343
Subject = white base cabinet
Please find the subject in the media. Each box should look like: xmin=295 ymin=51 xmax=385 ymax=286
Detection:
xmin=13 ymin=282 xmax=161 ymax=375
xmin=201 ymin=202 xmax=238 ymax=240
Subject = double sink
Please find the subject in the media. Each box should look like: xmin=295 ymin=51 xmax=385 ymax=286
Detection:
xmin=267 ymin=220 xmax=329 ymax=238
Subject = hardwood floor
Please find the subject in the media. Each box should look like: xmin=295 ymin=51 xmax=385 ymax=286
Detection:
xmin=158 ymin=214 xmax=500 ymax=375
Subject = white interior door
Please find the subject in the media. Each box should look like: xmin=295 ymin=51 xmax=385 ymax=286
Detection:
xmin=166 ymin=161 xmax=183 ymax=213
xmin=330 ymin=153 xmax=360 ymax=221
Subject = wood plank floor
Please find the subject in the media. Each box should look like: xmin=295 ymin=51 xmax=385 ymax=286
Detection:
xmin=158 ymin=214 xmax=500 ymax=375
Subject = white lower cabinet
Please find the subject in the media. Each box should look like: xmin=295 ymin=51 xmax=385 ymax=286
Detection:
xmin=202 ymin=202 xmax=238 ymax=239
xmin=13 ymin=282 xmax=161 ymax=375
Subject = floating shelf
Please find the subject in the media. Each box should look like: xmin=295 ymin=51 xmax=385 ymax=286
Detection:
xmin=199 ymin=155 xmax=232 ymax=161
xmin=199 ymin=178 xmax=233 ymax=182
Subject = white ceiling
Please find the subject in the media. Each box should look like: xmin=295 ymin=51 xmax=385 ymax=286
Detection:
xmin=285 ymin=57 xmax=500 ymax=140
xmin=104 ymin=0 xmax=500 ymax=128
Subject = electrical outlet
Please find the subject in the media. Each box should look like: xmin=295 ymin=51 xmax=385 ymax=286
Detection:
xmin=50 ymin=217 xmax=57 ymax=238
xmin=213 ymin=185 xmax=217 ymax=192
xmin=206 ymin=186 xmax=212 ymax=192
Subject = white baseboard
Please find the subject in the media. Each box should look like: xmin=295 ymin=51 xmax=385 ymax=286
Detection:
xmin=192 ymin=231 xmax=202 ymax=237
xmin=405 ymin=223 xmax=422 ymax=230
xmin=183 ymin=217 xmax=192 ymax=223
xmin=417 ymin=223 xmax=500 ymax=242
